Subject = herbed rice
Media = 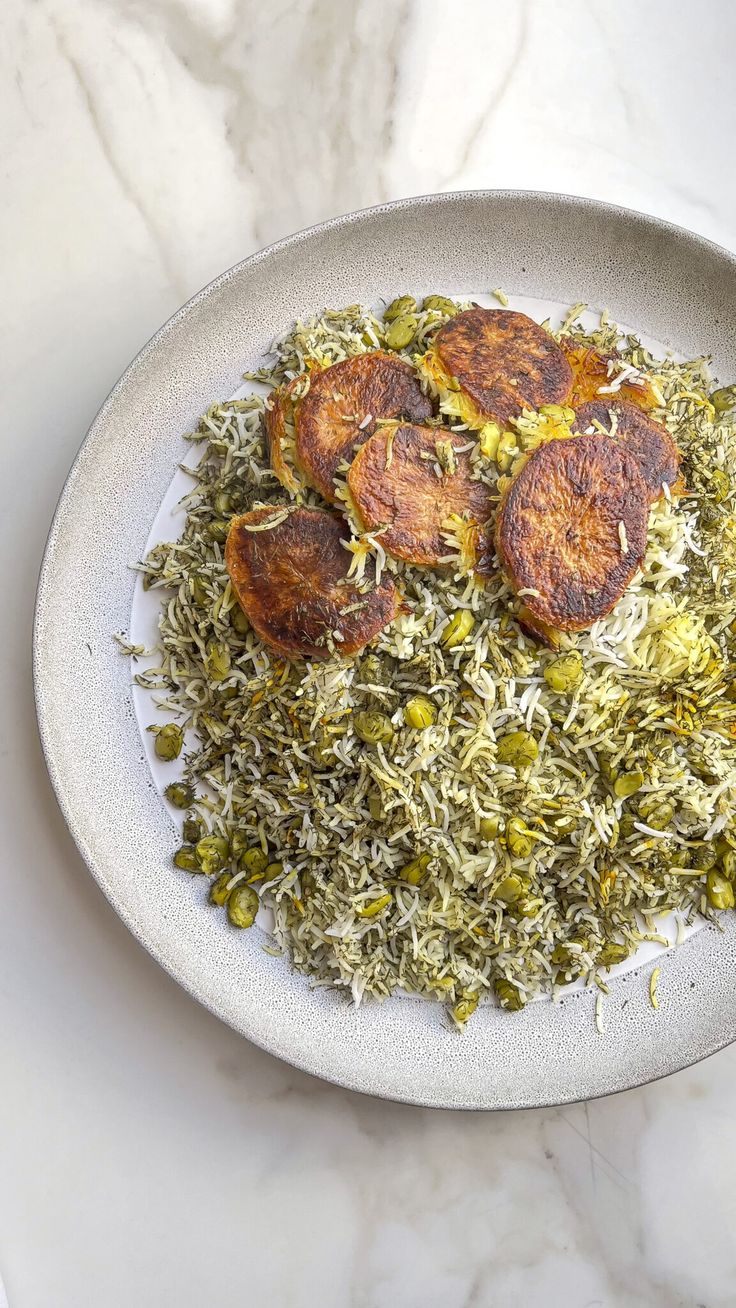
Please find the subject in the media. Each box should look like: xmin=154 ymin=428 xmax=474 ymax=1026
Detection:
xmin=125 ymin=298 xmax=736 ymax=1026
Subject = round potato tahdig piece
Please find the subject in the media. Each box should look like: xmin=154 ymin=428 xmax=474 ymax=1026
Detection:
xmin=294 ymin=352 xmax=432 ymax=502
xmin=495 ymin=436 xmax=649 ymax=631
xmin=347 ymin=424 xmax=493 ymax=567
xmin=571 ymin=400 xmax=680 ymax=501
xmin=225 ymin=507 xmax=401 ymax=660
xmin=560 ymin=338 xmax=659 ymax=412
xmin=434 ymin=308 xmax=572 ymax=426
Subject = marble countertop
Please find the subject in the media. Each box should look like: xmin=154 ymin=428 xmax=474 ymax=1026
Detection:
xmin=3 ymin=1 xmax=736 ymax=1304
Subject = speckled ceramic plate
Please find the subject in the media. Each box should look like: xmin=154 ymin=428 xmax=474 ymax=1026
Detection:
xmin=34 ymin=192 xmax=736 ymax=1109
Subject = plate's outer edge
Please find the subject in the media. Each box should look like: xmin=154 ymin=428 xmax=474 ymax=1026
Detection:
xmin=34 ymin=191 xmax=736 ymax=1109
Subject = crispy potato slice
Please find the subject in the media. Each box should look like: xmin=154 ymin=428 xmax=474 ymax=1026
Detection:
xmin=347 ymin=424 xmax=493 ymax=567
xmin=433 ymin=308 xmax=572 ymax=427
xmin=560 ymin=338 xmax=659 ymax=411
xmin=265 ymin=379 xmax=303 ymax=494
xmin=572 ymin=400 xmax=680 ymax=500
xmin=294 ymin=352 xmax=432 ymax=503
xmin=495 ymin=436 xmax=649 ymax=631
xmin=225 ymin=507 xmax=400 ymax=659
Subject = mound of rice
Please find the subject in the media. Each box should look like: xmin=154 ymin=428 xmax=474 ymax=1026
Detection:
xmin=127 ymin=299 xmax=736 ymax=1026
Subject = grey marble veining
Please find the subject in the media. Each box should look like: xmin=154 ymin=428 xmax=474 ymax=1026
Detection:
xmin=3 ymin=1 xmax=736 ymax=1305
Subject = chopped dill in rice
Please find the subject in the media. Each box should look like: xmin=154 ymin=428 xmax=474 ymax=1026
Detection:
xmin=128 ymin=298 xmax=736 ymax=1026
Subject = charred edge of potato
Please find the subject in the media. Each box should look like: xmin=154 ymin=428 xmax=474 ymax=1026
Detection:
xmin=265 ymin=382 xmax=304 ymax=494
xmin=347 ymin=423 xmax=494 ymax=567
xmin=571 ymin=399 xmax=681 ymax=500
xmin=433 ymin=308 xmax=573 ymax=427
xmin=225 ymin=506 xmax=400 ymax=660
xmin=495 ymin=435 xmax=650 ymax=632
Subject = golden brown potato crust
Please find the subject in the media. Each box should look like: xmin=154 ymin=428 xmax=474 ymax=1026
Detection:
xmin=495 ymin=436 xmax=649 ymax=631
xmin=265 ymin=379 xmax=301 ymax=493
xmin=347 ymin=424 xmax=493 ymax=566
xmin=435 ymin=308 xmax=572 ymax=425
xmin=294 ymin=352 xmax=432 ymax=502
xmin=572 ymin=400 xmax=680 ymax=501
xmin=225 ymin=507 xmax=400 ymax=659
xmin=560 ymin=339 xmax=659 ymax=411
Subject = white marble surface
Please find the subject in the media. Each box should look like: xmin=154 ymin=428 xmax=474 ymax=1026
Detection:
xmin=3 ymin=1 xmax=736 ymax=1304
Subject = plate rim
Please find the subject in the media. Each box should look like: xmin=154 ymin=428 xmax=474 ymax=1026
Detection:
xmin=34 ymin=189 xmax=736 ymax=1108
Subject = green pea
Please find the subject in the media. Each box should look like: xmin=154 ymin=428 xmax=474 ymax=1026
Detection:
xmin=494 ymin=978 xmax=525 ymax=1011
xmin=242 ymin=847 xmax=268 ymax=877
xmin=452 ymin=992 xmax=479 ymax=1026
xmin=205 ymin=641 xmax=231 ymax=682
xmin=549 ymin=813 xmax=578 ymax=839
xmin=354 ymin=710 xmax=394 ymax=745
xmin=384 ymin=295 xmax=417 ymax=321
xmin=711 ymin=385 xmax=736 ymax=414
xmin=544 ymin=651 xmax=584 ymax=694
xmin=230 ymin=605 xmax=250 ymax=635
xmin=478 ymin=815 xmax=502 ymax=842
xmin=182 ymin=816 xmax=202 ymax=844
xmin=618 ymin=813 xmax=637 ymax=840
xmin=206 ymin=519 xmax=231 ymax=541
xmin=385 ymin=314 xmax=418 ymax=351
xmin=262 ymin=861 xmax=283 ymax=882
xmin=597 ymin=941 xmax=630 ymax=968
xmin=506 ymin=817 xmax=535 ymax=859
xmin=706 ymin=870 xmax=735 ymax=911
xmin=399 ymin=854 xmax=432 ymax=885
xmin=230 ymin=831 xmax=250 ymax=860
xmin=721 ymin=849 xmax=736 ymax=881
xmin=195 ymin=835 xmax=229 ymax=875
xmin=441 ymin=610 xmax=475 ymax=648
xmin=495 ymin=874 xmax=529 ymax=904
xmin=359 ymin=653 xmax=386 ymax=687
xmin=164 ymin=781 xmax=195 ymax=810
xmin=551 ymin=939 xmax=586 ymax=967
xmin=496 ymin=730 xmax=538 ymax=771
xmin=404 ymin=695 xmax=437 ymax=729
xmin=422 ymin=295 xmax=458 ymax=316
xmin=227 ymin=884 xmax=260 ymax=928
xmin=638 ymin=798 xmax=675 ymax=830
xmin=699 ymin=503 xmax=721 ymax=532
xmin=613 ymin=768 xmax=645 ymax=799
xmin=692 ymin=844 xmax=718 ymax=871
xmin=151 ymin=723 xmax=184 ymax=762
xmin=210 ymin=872 xmax=233 ymax=906
xmin=173 ymin=845 xmax=200 ymax=873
